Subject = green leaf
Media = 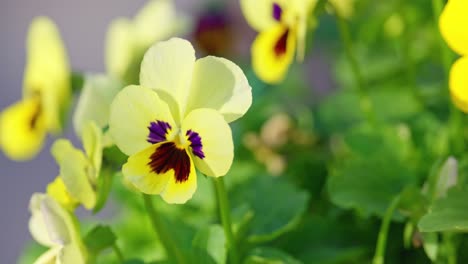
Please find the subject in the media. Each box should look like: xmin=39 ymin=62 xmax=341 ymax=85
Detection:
xmin=84 ymin=225 xmax=117 ymax=255
xmin=244 ymin=247 xmax=302 ymax=264
xmin=191 ymin=225 xmax=226 ymax=264
xmin=418 ymin=188 xmax=468 ymax=232
xmin=328 ymin=156 xmax=416 ymax=219
xmin=229 ymin=176 xmax=309 ymax=243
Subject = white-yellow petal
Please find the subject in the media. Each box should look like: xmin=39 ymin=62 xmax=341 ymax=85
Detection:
xmin=109 ymin=85 xmax=175 ymax=156
xmin=185 ymin=56 xmax=252 ymax=123
xmin=182 ymin=108 xmax=234 ymax=177
xmin=51 ymin=140 xmax=96 ymax=209
xmin=133 ymin=0 xmax=177 ymax=47
xmin=240 ymin=0 xmax=280 ymax=32
xmin=57 ymin=244 xmax=86 ymax=264
xmin=139 ymin=38 xmax=196 ymax=121
xmin=33 ymin=247 xmax=59 ymax=264
xmin=105 ymin=18 xmax=135 ymax=79
xmin=73 ymin=74 xmax=122 ymax=136
xmin=0 ymin=97 xmax=46 ymax=160
xmin=160 ymin=156 xmax=197 ymax=204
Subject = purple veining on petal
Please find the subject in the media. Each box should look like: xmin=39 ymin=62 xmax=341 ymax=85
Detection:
xmin=147 ymin=120 xmax=172 ymax=144
xmin=273 ymin=3 xmax=282 ymax=21
xmin=186 ymin=130 xmax=205 ymax=159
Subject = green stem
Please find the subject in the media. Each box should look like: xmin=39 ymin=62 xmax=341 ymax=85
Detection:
xmin=142 ymin=194 xmax=186 ymax=264
xmin=372 ymin=195 xmax=401 ymax=264
xmin=213 ymin=177 xmax=240 ymax=264
xmin=112 ymin=244 xmax=124 ymax=262
xmin=334 ymin=8 xmax=375 ymax=125
xmin=443 ymin=233 xmax=457 ymax=264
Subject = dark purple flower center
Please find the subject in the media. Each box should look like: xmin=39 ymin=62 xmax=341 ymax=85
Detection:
xmin=273 ymin=3 xmax=282 ymax=21
xmin=147 ymin=120 xmax=172 ymax=144
xmin=186 ymin=130 xmax=205 ymax=159
xmin=148 ymin=142 xmax=191 ymax=183
xmin=274 ymin=28 xmax=289 ymax=57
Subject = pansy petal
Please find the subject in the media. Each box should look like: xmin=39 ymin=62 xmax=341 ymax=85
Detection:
xmin=105 ymin=18 xmax=134 ymax=79
xmin=82 ymin=121 xmax=102 ymax=183
xmin=51 ymin=140 xmax=96 ymax=209
xmin=109 ymin=85 xmax=175 ymax=156
xmin=24 ymin=17 xmax=70 ymax=132
xmin=57 ymin=244 xmax=86 ymax=264
xmin=240 ymin=0 xmax=281 ymax=31
xmin=439 ymin=0 xmax=468 ymax=55
xmin=185 ymin=56 xmax=252 ymax=123
xmin=182 ymin=108 xmax=233 ymax=177
xmin=450 ymin=56 xmax=468 ymax=113
xmin=133 ymin=0 xmax=177 ymax=47
xmin=123 ymin=144 xmax=172 ymax=195
xmin=33 ymin=248 xmax=59 ymax=264
xmin=0 ymin=97 xmax=46 ymax=160
xmin=46 ymin=177 xmax=79 ymax=211
xmin=29 ymin=194 xmax=55 ymax=247
xmin=139 ymin=38 xmax=196 ymax=121
xmin=252 ymin=24 xmax=297 ymax=84
xmin=160 ymin=156 xmax=197 ymax=204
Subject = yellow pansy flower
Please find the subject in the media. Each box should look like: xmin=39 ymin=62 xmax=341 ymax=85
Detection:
xmin=0 ymin=17 xmax=70 ymax=160
xmin=29 ymin=193 xmax=86 ymax=264
xmin=109 ymin=38 xmax=252 ymax=204
xmin=106 ymin=0 xmax=188 ymax=83
xmin=51 ymin=122 xmax=102 ymax=210
xmin=241 ymin=0 xmax=317 ymax=84
xmin=439 ymin=0 xmax=468 ymax=112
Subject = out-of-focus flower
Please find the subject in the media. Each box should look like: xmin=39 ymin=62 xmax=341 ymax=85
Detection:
xmin=72 ymin=74 xmax=122 ymax=140
xmin=109 ymin=38 xmax=252 ymax=204
xmin=439 ymin=0 xmax=468 ymax=112
xmin=240 ymin=0 xmax=317 ymax=84
xmin=51 ymin=122 xmax=102 ymax=210
xmin=29 ymin=193 xmax=86 ymax=264
xmin=243 ymin=112 xmax=314 ymax=176
xmin=193 ymin=7 xmax=233 ymax=57
xmin=106 ymin=0 xmax=189 ymax=84
xmin=47 ymin=177 xmax=79 ymax=211
xmin=0 ymin=17 xmax=70 ymax=160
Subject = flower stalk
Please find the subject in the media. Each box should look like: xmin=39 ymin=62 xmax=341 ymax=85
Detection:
xmin=143 ymin=194 xmax=186 ymax=264
xmin=214 ymin=177 xmax=240 ymax=264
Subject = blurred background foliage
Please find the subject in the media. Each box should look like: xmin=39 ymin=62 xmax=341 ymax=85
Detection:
xmin=16 ymin=0 xmax=468 ymax=263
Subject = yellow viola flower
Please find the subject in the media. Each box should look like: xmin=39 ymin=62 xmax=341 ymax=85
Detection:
xmin=29 ymin=193 xmax=86 ymax=264
xmin=0 ymin=17 xmax=70 ymax=160
xmin=109 ymin=38 xmax=252 ymax=204
xmin=51 ymin=122 xmax=102 ymax=210
xmin=106 ymin=0 xmax=188 ymax=83
xmin=241 ymin=0 xmax=317 ymax=84
xmin=439 ymin=0 xmax=468 ymax=112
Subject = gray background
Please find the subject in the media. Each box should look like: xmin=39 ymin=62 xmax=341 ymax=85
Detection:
xmin=0 ymin=1 xmax=204 ymax=262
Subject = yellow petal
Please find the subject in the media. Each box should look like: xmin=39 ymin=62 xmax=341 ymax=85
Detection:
xmin=139 ymin=38 xmax=196 ymax=121
xmin=82 ymin=121 xmax=102 ymax=183
xmin=185 ymin=56 xmax=252 ymax=123
xmin=51 ymin=140 xmax=96 ymax=209
xmin=122 ymin=145 xmax=172 ymax=196
xmin=252 ymin=24 xmax=296 ymax=84
xmin=240 ymin=0 xmax=280 ymax=32
xmin=182 ymin=108 xmax=234 ymax=177
xmin=46 ymin=177 xmax=79 ymax=211
xmin=24 ymin=17 xmax=70 ymax=132
xmin=57 ymin=244 xmax=86 ymax=264
xmin=105 ymin=18 xmax=135 ymax=79
xmin=109 ymin=85 xmax=175 ymax=156
xmin=450 ymin=56 xmax=468 ymax=112
xmin=0 ymin=97 xmax=46 ymax=160
xmin=160 ymin=156 xmax=197 ymax=204
xmin=439 ymin=0 xmax=468 ymax=55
